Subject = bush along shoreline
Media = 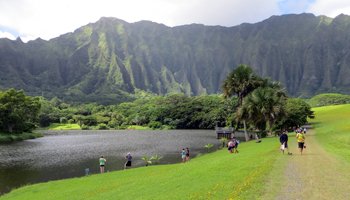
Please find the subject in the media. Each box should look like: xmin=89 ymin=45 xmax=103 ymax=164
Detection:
xmin=0 ymin=132 xmax=43 ymax=143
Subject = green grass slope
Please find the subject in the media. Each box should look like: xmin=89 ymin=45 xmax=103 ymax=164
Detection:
xmin=308 ymin=93 xmax=350 ymax=107
xmin=1 ymin=138 xmax=281 ymax=200
xmin=47 ymin=123 xmax=81 ymax=130
xmin=310 ymin=104 xmax=350 ymax=162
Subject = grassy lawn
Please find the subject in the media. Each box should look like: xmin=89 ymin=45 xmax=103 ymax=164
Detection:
xmin=0 ymin=137 xmax=281 ymax=200
xmin=47 ymin=123 xmax=81 ymax=130
xmin=310 ymin=104 xmax=350 ymax=162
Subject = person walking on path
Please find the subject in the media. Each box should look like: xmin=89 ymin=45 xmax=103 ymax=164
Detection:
xmin=124 ymin=152 xmax=132 ymax=169
xmin=181 ymin=148 xmax=186 ymax=163
xmin=296 ymin=130 xmax=306 ymax=155
xmin=185 ymin=147 xmax=190 ymax=162
xmin=279 ymin=131 xmax=291 ymax=155
xmin=99 ymin=155 xmax=107 ymax=173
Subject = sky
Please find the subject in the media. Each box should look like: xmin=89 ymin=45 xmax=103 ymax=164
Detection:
xmin=0 ymin=0 xmax=350 ymax=42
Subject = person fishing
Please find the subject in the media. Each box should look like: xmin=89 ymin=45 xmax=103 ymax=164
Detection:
xmin=99 ymin=155 xmax=107 ymax=173
xmin=124 ymin=152 xmax=132 ymax=169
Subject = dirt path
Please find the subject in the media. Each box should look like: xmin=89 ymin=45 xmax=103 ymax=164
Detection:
xmin=261 ymin=129 xmax=350 ymax=200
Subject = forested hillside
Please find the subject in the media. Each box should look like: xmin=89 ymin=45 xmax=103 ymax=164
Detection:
xmin=1 ymin=13 xmax=350 ymax=104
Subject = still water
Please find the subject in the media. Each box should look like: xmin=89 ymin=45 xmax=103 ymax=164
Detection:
xmin=0 ymin=130 xmax=223 ymax=195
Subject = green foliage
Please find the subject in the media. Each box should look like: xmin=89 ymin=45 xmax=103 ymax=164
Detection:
xmin=308 ymin=93 xmax=350 ymax=107
xmin=126 ymin=125 xmax=151 ymax=130
xmin=150 ymin=154 xmax=163 ymax=165
xmin=59 ymin=117 xmax=68 ymax=124
xmin=97 ymin=123 xmax=108 ymax=130
xmin=47 ymin=123 xmax=81 ymax=130
xmin=141 ymin=156 xmax=153 ymax=166
xmin=0 ymin=89 xmax=41 ymax=133
xmin=222 ymin=64 xmax=265 ymax=105
xmin=219 ymin=137 xmax=228 ymax=147
xmin=0 ymin=132 xmax=43 ymax=143
xmin=148 ymin=121 xmax=162 ymax=129
xmin=277 ymin=98 xmax=314 ymax=129
xmin=237 ymin=87 xmax=286 ymax=134
xmin=33 ymin=90 xmax=321 ymax=133
xmin=80 ymin=124 xmax=90 ymax=130
xmin=204 ymin=143 xmax=214 ymax=152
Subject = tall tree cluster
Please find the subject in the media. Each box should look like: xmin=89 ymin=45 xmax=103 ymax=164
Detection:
xmin=0 ymin=89 xmax=41 ymax=133
xmin=223 ymin=65 xmax=314 ymax=140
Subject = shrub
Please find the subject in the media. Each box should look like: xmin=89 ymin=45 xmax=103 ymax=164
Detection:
xmin=0 ymin=135 xmax=12 ymax=143
xmin=60 ymin=117 xmax=68 ymax=124
xmin=81 ymin=125 xmax=90 ymax=130
xmin=97 ymin=123 xmax=108 ymax=130
xmin=204 ymin=143 xmax=214 ymax=152
xmin=148 ymin=121 xmax=162 ymax=129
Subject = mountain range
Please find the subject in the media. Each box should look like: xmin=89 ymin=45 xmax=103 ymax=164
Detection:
xmin=1 ymin=13 xmax=350 ymax=104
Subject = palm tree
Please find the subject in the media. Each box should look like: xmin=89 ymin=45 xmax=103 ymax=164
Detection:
xmin=237 ymin=87 xmax=286 ymax=136
xmin=222 ymin=64 xmax=264 ymax=141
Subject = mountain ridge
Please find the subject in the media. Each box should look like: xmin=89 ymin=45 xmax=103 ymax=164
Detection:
xmin=1 ymin=13 xmax=350 ymax=104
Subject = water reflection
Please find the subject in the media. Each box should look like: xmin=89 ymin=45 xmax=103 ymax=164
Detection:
xmin=0 ymin=130 xmax=225 ymax=195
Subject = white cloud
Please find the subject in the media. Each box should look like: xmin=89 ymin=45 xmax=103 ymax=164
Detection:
xmin=0 ymin=31 xmax=16 ymax=40
xmin=308 ymin=0 xmax=350 ymax=17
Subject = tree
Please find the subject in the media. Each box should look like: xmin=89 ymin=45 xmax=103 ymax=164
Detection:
xmin=236 ymin=87 xmax=286 ymax=136
xmin=277 ymin=98 xmax=315 ymax=129
xmin=222 ymin=65 xmax=264 ymax=141
xmin=0 ymin=89 xmax=41 ymax=133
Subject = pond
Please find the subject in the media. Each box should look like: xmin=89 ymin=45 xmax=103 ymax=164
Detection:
xmin=0 ymin=130 xmax=227 ymax=195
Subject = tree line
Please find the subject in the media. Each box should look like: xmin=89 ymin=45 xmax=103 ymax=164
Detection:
xmin=0 ymin=65 xmax=315 ymax=137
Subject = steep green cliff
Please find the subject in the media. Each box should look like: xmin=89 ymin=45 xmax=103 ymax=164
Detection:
xmin=1 ymin=13 xmax=350 ymax=103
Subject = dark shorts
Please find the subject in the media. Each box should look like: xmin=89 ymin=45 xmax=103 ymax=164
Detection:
xmin=186 ymin=153 xmax=190 ymax=157
xmin=228 ymin=146 xmax=233 ymax=151
xmin=298 ymin=142 xmax=304 ymax=149
xmin=100 ymin=165 xmax=105 ymax=167
xmin=125 ymin=161 xmax=132 ymax=166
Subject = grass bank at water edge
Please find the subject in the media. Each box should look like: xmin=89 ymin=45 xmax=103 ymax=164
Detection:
xmin=1 ymin=137 xmax=283 ymax=200
xmin=0 ymin=132 xmax=43 ymax=143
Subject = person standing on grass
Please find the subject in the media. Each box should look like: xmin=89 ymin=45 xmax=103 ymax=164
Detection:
xmin=279 ymin=131 xmax=290 ymax=155
xmin=185 ymin=147 xmax=190 ymax=162
xmin=99 ymin=155 xmax=107 ymax=173
xmin=234 ymin=138 xmax=240 ymax=153
xmin=181 ymin=148 xmax=186 ymax=163
xmin=227 ymin=139 xmax=235 ymax=153
xmin=296 ymin=130 xmax=306 ymax=155
xmin=124 ymin=152 xmax=132 ymax=169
